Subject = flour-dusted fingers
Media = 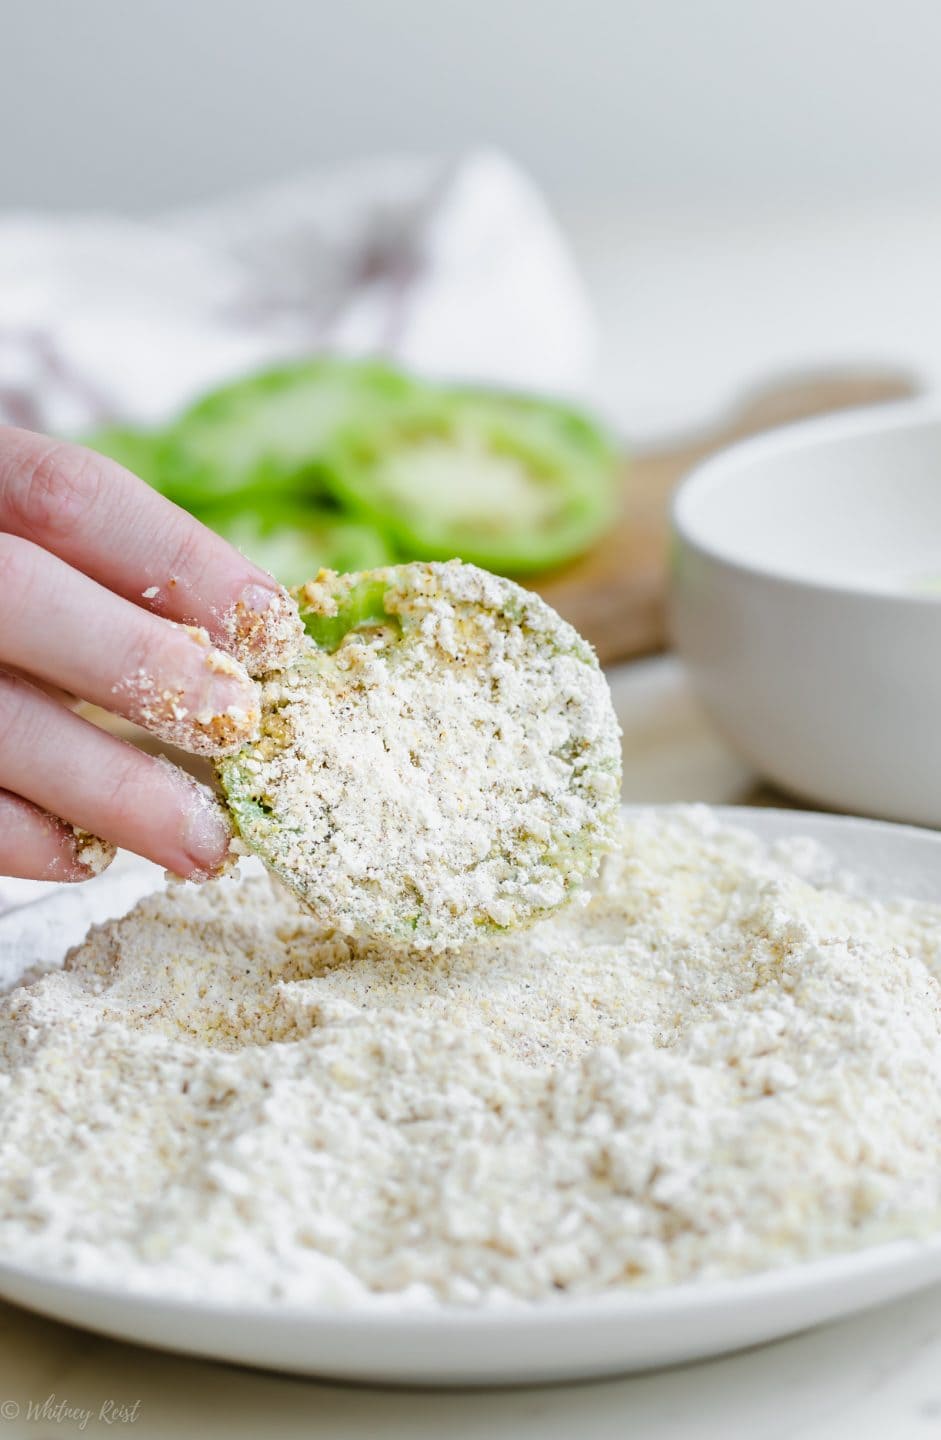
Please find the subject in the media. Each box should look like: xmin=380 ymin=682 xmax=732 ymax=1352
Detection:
xmin=0 ymin=789 xmax=115 ymax=882
xmin=0 ymin=672 xmax=232 ymax=878
xmin=0 ymin=426 xmax=305 ymax=675
xmin=0 ymin=534 xmax=258 ymax=757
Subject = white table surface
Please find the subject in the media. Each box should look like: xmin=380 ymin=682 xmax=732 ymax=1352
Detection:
xmin=1 ymin=657 xmax=939 ymax=1438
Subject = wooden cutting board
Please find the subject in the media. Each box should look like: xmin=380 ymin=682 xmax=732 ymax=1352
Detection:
xmin=533 ymin=370 xmax=918 ymax=666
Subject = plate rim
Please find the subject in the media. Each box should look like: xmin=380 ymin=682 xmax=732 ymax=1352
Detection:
xmin=1 ymin=1227 xmax=941 ymax=1333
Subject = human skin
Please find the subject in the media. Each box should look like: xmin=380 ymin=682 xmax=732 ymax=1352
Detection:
xmin=0 ymin=426 xmax=300 ymax=883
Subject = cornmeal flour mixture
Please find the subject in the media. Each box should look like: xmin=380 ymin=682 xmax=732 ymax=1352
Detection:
xmin=219 ymin=561 xmax=622 ymax=950
xmin=1 ymin=808 xmax=941 ymax=1307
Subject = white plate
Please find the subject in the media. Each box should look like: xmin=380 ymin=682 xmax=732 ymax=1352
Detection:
xmin=1 ymin=805 xmax=940 ymax=1386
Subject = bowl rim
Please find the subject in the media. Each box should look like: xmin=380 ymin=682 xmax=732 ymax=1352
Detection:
xmin=671 ymin=397 xmax=941 ymax=605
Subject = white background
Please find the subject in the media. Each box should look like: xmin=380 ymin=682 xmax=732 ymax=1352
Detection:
xmin=4 ymin=0 xmax=941 ymax=214
xmin=5 ymin=0 xmax=941 ymax=438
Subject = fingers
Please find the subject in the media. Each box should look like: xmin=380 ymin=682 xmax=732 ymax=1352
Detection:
xmin=0 ymin=534 xmax=259 ymax=757
xmin=0 ymin=790 xmax=114 ymax=882
xmin=0 ymin=426 xmax=304 ymax=675
xmin=0 ymin=671 xmax=233 ymax=878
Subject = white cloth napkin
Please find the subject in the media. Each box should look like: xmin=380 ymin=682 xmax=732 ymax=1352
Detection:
xmin=0 ymin=149 xmax=596 ymax=436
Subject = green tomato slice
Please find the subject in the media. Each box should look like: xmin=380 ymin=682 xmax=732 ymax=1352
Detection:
xmin=201 ymin=505 xmax=393 ymax=589
xmin=159 ymin=358 xmax=418 ymax=509
xmin=217 ymin=561 xmax=621 ymax=950
xmin=320 ymin=390 xmax=620 ymax=574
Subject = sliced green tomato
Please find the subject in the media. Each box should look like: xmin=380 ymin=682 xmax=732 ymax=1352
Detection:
xmin=320 ymin=391 xmax=620 ymax=574
xmin=217 ymin=568 xmax=414 ymax=920
xmin=295 ymin=575 xmax=399 ymax=651
xmin=158 ymin=358 xmax=418 ymax=509
xmin=80 ymin=425 xmax=170 ymax=491
xmin=217 ymin=561 xmax=622 ymax=950
xmin=201 ymin=505 xmax=393 ymax=589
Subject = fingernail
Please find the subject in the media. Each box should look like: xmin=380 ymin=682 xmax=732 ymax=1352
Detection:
xmin=48 ymin=824 xmax=116 ymax=883
xmin=180 ymin=784 xmax=234 ymax=879
xmin=188 ymin=636 xmax=260 ymax=756
xmin=120 ymin=628 xmax=260 ymax=758
xmin=225 ymin=582 xmax=305 ymax=676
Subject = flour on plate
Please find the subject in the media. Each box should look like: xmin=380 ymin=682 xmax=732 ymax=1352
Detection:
xmin=1 ymin=807 xmax=941 ymax=1309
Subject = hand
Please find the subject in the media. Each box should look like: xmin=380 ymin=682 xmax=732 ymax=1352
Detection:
xmin=0 ymin=426 xmax=302 ymax=883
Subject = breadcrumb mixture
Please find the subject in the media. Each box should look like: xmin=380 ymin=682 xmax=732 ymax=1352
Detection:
xmin=1 ymin=808 xmax=940 ymax=1308
xmin=221 ymin=562 xmax=622 ymax=949
xmin=222 ymin=584 xmax=306 ymax=677
xmin=69 ymin=828 xmax=115 ymax=877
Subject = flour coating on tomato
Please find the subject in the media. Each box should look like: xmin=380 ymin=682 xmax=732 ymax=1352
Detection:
xmin=218 ymin=561 xmax=622 ymax=949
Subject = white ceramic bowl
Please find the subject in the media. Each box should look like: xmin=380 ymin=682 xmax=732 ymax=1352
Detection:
xmin=671 ymin=401 xmax=941 ymax=824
